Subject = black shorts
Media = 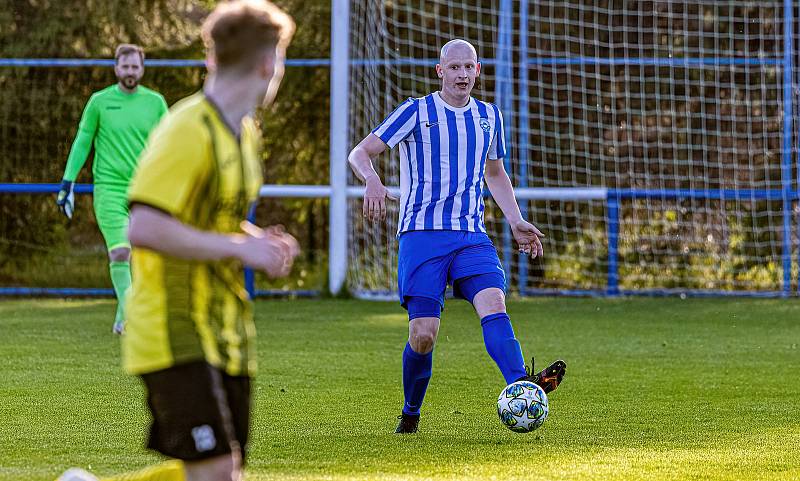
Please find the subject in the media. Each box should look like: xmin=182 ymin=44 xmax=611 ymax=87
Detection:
xmin=140 ymin=361 xmax=251 ymax=462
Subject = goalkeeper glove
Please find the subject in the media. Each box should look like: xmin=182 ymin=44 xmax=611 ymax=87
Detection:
xmin=56 ymin=179 xmax=75 ymax=220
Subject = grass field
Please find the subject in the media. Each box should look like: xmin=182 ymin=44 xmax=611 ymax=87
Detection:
xmin=1 ymin=297 xmax=799 ymax=481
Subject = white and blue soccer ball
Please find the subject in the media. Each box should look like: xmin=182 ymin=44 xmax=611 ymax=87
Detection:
xmin=497 ymin=380 xmax=548 ymax=433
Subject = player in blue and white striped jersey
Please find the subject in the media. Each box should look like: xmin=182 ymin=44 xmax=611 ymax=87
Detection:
xmin=371 ymin=85 xmax=504 ymax=234
xmin=348 ymin=39 xmax=566 ymax=434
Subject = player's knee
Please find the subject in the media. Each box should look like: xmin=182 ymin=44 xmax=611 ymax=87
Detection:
xmin=108 ymin=247 xmax=131 ymax=262
xmin=406 ymin=297 xmax=441 ymax=353
xmin=473 ymin=287 xmax=506 ymax=318
xmin=409 ymin=328 xmax=437 ymax=354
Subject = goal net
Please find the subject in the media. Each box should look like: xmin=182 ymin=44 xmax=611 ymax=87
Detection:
xmin=347 ymin=1 xmax=795 ymax=297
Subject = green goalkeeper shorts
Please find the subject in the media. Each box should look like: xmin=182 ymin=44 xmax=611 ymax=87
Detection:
xmin=93 ymin=184 xmax=131 ymax=251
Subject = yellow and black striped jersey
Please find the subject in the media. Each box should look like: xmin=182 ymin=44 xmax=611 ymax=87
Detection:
xmin=124 ymin=92 xmax=263 ymax=377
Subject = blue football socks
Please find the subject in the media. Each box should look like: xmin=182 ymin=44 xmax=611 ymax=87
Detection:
xmin=481 ymin=312 xmax=527 ymax=384
xmin=401 ymin=342 xmax=433 ymax=415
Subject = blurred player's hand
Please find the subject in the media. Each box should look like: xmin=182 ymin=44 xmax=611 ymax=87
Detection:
xmin=56 ymin=179 xmax=75 ymax=220
xmin=512 ymin=220 xmax=545 ymax=259
xmin=238 ymin=221 xmax=300 ymax=278
xmin=264 ymin=224 xmax=300 ymax=259
xmin=363 ymin=175 xmax=398 ymax=222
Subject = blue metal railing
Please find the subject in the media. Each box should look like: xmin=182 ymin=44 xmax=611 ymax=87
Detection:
xmin=3 ymin=183 xmax=797 ymax=297
xmin=0 ymin=57 xmax=782 ymax=68
xmin=496 ymin=0 xmax=515 ymax=284
xmin=0 ymin=183 xmax=318 ymax=299
xmin=517 ymin=0 xmax=531 ymax=293
xmin=0 ymin=58 xmax=328 ymax=67
xmin=2 ymin=18 xmax=796 ymax=298
xmin=0 ymin=286 xmax=319 ymax=298
xmin=782 ymin=0 xmax=795 ymax=296
xmin=602 ymin=188 xmax=798 ymax=298
xmin=605 ymin=195 xmax=620 ymax=296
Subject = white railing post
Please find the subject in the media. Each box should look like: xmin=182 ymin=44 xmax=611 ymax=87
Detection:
xmin=329 ymin=0 xmax=350 ymax=295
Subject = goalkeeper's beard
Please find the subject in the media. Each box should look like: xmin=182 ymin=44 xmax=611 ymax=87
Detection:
xmin=118 ymin=75 xmax=140 ymax=90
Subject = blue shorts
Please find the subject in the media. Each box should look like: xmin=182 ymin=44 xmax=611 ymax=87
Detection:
xmin=397 ymin=230 xmax=506 ymax=309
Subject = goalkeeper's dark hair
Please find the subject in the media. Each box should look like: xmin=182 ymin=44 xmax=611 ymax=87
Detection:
xmin=115 ymin=44 xmax=145 ymax=64
xmin=202 ymin=0 xmax=295 ymax=72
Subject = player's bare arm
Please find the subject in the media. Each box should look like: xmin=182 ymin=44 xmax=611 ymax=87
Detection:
xmin=128 ymin=204 xmax=299 ymax=278
xmin=348 ymin=133 xmax=398 ymax=222
xmin=484 ymin=158 xmax=545 ymax=258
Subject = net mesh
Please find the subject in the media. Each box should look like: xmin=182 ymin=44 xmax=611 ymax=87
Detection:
xmin=0 ymin=65 xmax=328 ymax=294
xmin=348 ymin=0 xmax=796 ymax=296
xmin=0 ymin=66 xmax=204 ymax=289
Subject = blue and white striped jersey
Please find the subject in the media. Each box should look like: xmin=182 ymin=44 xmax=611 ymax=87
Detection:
xmin=372 ymin=92 xmax=506 ymax=234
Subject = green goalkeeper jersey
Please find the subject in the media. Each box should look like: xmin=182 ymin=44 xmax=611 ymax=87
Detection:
xmin=63 ymin=84 xmax=168 ymax=187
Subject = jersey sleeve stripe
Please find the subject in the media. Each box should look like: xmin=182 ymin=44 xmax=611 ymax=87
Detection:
xmin=407 ymin=108 xmax=427 ymax=232
xmin=490 ymin=103 xmax=507 ymax=160
xmin=372 ymin=98 xmax=418 ymax=148
xmin=475 ymin=101 xmax=492 ymax=232
xmin=398 ymin=140 xmax=413 ymax=231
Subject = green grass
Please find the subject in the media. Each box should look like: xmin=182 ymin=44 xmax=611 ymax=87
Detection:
xmin=1 ymin=298 xmax=799 ymax=481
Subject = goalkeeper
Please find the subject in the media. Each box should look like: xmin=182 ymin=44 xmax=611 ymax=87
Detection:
xmin=57 ymin=44 xmax=168 ymax=334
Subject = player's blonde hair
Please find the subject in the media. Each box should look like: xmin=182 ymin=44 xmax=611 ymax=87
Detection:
xmin=115 ymin=44 xmax=145 ymax=64
xmin=201 ymin=0 xmax=296 ymax=72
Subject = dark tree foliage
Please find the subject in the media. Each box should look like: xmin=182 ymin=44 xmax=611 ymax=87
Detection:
xmin=0 ymin=1 xmax=790 ymax=291
xmin=0 ymin=0 xmax=330 ymax=286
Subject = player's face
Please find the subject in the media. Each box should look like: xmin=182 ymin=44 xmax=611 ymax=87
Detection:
xmin=437 ymin=47 xmax=480 ymax=101
xmin=115 ymin=53 xmax=144 ymax=91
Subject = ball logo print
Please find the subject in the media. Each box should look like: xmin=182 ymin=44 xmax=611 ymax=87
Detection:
xmin=191 ymin=425 xmax=217 ymax=452
xmin=497 ymin=381 xmax=548 ymax=433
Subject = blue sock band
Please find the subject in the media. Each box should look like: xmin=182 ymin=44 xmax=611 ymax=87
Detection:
xmin=455 ymin=272 xmax=506 ymax=303
xmin=481 ymin=313 xmax=527 ymax=384
xmin=402 ymin=342 xmax=433 ymax=415
xmin=406 ymin=296 xmax=442 ymax=320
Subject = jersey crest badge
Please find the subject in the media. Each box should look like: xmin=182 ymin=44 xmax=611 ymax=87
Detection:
xmin=479 ymin=118 xmax=491 ymax=132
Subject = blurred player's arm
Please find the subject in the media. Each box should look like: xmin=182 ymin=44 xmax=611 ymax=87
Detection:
xmin=128 ymin=205 xmax=298 ymax=278
xmin=348 ymin=133 xmax=397 ymax=221
xmin=128 ymin=115 xmax=297 ymax=277
xmin=57 ymin=95 xmax=100 ymax=219
xmin=484 ymin=159 xmax=545 ymax=258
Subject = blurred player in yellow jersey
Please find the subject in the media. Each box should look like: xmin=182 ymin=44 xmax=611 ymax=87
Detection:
xmin=57 ymin=2 xmax=296 ymax=481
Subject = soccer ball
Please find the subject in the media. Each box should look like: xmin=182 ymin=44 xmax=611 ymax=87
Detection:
xmin=497 ymin=380 xmax=548 ymax=432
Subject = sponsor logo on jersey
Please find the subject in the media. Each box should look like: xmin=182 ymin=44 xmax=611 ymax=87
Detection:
xmin=191 ymin=425 xmax=217 ymax=452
